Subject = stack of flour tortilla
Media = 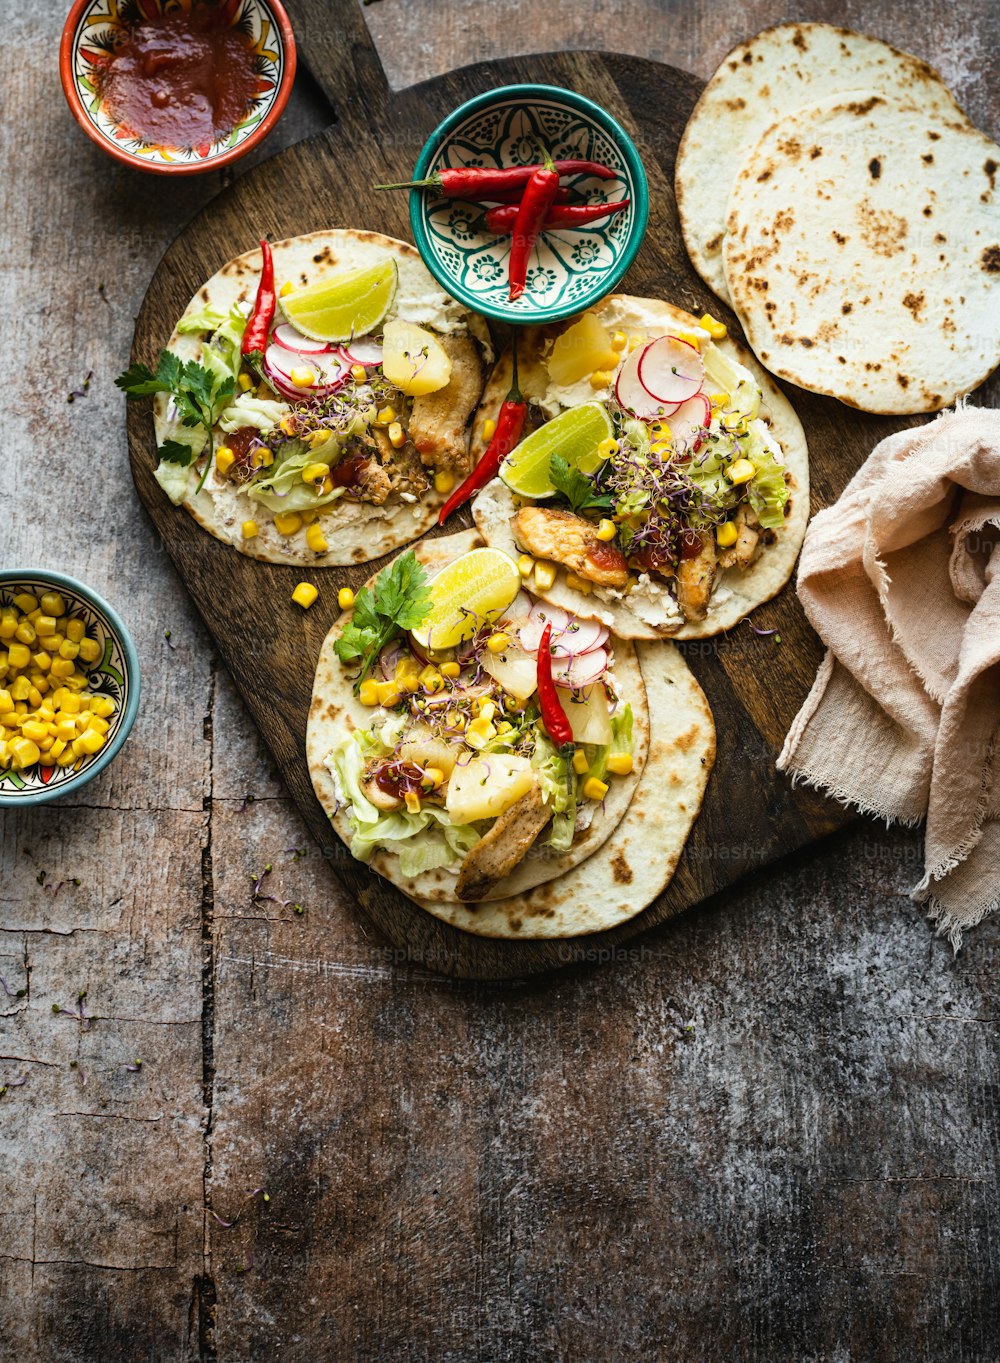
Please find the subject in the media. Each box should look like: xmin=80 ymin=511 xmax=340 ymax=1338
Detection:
xmin=676 ymin=23 xmax=1000 ymax=414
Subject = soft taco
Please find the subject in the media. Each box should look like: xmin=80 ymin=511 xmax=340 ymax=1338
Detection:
xmin=470 ymin=295 xmax=809 ymax=639
xmin=146 ymin=230 xmax=489 ymax=565
xmin=307 ymin=531 xmax=715 ymax=939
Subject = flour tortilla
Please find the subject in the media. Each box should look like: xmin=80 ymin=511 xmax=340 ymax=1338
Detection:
xmin=675 ymin=22 xmax=969 ymax=304
xmin=308 ymin=531 xmax=667 ymax=923
xmin=155 ymin=230 xmax=488 ymax=566
xmin=471 ymin=295 xmax=809 ymax=640
xmin=723 ymin=93 xmax=1000 ymax=414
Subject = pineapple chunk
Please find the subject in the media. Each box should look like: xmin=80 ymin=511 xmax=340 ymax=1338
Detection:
xmin=445 ymin=755 xmax=535 ymax=823
xmin=382 ymin=319 xmax=452 ymax=396
xmin=547 ymin=312 xmax=615 ymax=386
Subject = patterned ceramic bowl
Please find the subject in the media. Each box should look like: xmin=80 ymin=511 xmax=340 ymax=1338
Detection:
xmin=0 ymin=572 xmax=141 ymax=808
xmin=409 ymin=84 xmax=649 ymax=326
xmin=59 ymin=0 xmax=296 ymax=175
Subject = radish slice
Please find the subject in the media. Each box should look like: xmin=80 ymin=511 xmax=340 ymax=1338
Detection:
xmin=340 ymin=338 xmax=383 ymax=366
xmin=614 ymin=345 xmax=681 ymax=420
xmin=263 ymin=343 xmax=350 ymax=400
xmin=520 ymin=608 xmax=608 ymax=658
xmin=552 ymin=647 xmax=608 ymax=689
xmin=665 ymin=393 xmax=712 ymax=451
xmin=519 ymin=603 xmax=573 ymax=653
xmin=272 ymin=324 xmax=333 ymax=354
xmin=637 ymin=335 xmax=704 ymax=407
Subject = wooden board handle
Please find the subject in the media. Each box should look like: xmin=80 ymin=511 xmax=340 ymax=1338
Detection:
xmin=294 ymin=0 xmax=390 ymax=125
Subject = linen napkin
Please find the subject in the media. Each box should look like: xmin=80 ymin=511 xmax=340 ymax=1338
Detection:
xmin=777 ymin=407 xmax=1000 ymax=945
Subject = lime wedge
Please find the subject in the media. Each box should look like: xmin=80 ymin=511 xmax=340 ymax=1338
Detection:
xmin=280 ymin=258 xmax=398 ymax=342
xmin=411 ymin=548 xmax=521 ymax=651
xmin=500 ymin=402 xmax=615 ymax=499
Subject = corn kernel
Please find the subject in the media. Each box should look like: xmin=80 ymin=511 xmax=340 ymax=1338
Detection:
xmin=279 ymin=416 xmax=297 ymax=436
xmin=350 ymin=364 xmax=367 ymax=383
xmin=358 ymin=679 xmax=380 ymax=707
xmin=572 ymin=750 xmax=590 ymax=775
xmin=7 ymin=643 xmax=30 ymax=669
xmin=215 ymin=445 xmax=235 ymax=475
xmin=9 ymin=736 xmax=40 ymax=769
xmin=12 ymin=594 xmax=37 ymax=614
xmin=404 ymin=790 xmax=422 ymax=813
xmin=49 ymin=739 xmax=67 ymax=761
xmin=440 ymin=661 xmax=461 ymax=679
xmin=77 ymin=728 xmax=106 ymax=755
xmin=376 ymin=680 xmax=402 ymax=708
xmin=238 ymin=371 xmax=254 ymax=392
xmin=699 ymin=313 xmax=728 ymax=340
xmin=422 ymin=766 xmax=445 ymax=789
xmin=35 ymin=615 xmax=57 ymax=636
xmin=387 ymin=421 xmax=406 ymax=450
xmin=56 ymin=746 xmax=77 ymax=767
xmin=486 ymin=633 xmax=509 ymax=654
xmin=517 ymin=554 xmax=534 ymax=578
xmin=374 ymin=405 xmax=396 ymax=426
xmin=50 ymin=658 xmax=76 ymax=679
xmin=91 ymin=696 xmax=115 ymax=718
xmin=677 ymin=331 xmax=703 ymax=349
xmin=20 ymin=719 xmax=48 ymax=744
xmin=279 ymin=280 xmax=294 ymax=297
xmin=419 ymin=665 xmax=444 ymax=694
xmin=709 ymin=392 xmax=729 ymax=409
xmin=14 ymin=622 xmax=36 ymax=646
xmin=58 ymin=692 xmax=81 ymax=715
xmin=589 ymin=370 xmax=612 ymax=389
xmin=299 ymin=462 xmax=327 ymax=485
xmin=727 ymin=458 xmax=756 ymax=485
xmin=606 ymin=753 xmax=633 ymax=776
xmin=31 ymin=651 xmax=51 ymax=673
xmin=596 ymin=437 xmax=619 ymax=461
xmin=465 ymin=716 xmax=496 ymax=749
xmin=306 ymin=523 xmax=329 ymax=553
xmin=564 ymin=573 xmax=593 ymax=595
xmin=533 ymin=561 xmax=556 ymax=591
xmin=627 ymin=334 xmax=644 ymax=352
xmin=611 ymin=331 xmax=627 ymax=351
xmin=337 ymin=588 xmax=355 ymax=611
xmin=0 ymin=611 xmax=16 ymax=640
xmin=27 ymin=686 xmax=42 ymax=708
xmin=66 ymin=619 xmax=85 ymax=643
xmin=583 ymin=776 xmax=609 ymax=801
xmin=481 ymin=418 xmax=497 ymax=441
xmin=274 ymin=511 xmax=304 ymax=536
xmin=0 ymin=690 xmax=11 ymax=714
xmin=87 ymin=716 xmax=110 ymax=736
xmin=291 ymin=582 xmax=318 ymax=609
xmin=716 ymin=521 xmax=739 ymax=548
xmin=58 ymin=639 xmax=79 ymax=661
xmin=479 ymin=700 xmax=496 ymax=723
xmin=56 ymin=718 xmax=77 ymax=742
xmin=78 ymin=637 xmax=101 ymax=664
xmin=596 ymin=518 xmax=617 ymax=542
xmin=242 ymin=520 xmax=259 ymax=540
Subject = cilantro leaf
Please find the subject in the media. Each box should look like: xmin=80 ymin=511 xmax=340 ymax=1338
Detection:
xmin=115 ymin=361 xmax=168 ymax=397
xmin=374 ymin=551 xmax=432 ymax=632
xmin=157 ymin=439 xmax=199 ymax=466
xmin=333 ymin=553 xmax=432 ymax=691
xmin=549 ymin=454 xmax=614 ymax=517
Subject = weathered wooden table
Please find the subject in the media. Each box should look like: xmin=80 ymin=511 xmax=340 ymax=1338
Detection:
xmin=2 ymin=3 xmax=998 ymax=1360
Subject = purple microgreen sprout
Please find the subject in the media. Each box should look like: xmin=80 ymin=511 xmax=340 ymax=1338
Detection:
xmin=67 ymin=370 xmax=93 ymax=404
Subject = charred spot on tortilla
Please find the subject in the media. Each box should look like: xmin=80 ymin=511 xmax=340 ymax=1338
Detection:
xmin=982 ymin=245 xmax=1000 ymax=273
xmin=611 ymin=852 xmax=633 ymax=884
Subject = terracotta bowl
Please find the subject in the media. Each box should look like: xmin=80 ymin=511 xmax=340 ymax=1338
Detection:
xmin=59 ymin=0 xmax=296 ymax=175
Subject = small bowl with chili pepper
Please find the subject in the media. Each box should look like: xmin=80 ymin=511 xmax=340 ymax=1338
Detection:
xmin=399 ymin=84 xmax=648 ymax=326
xmin=0 ymin=571 xmax=141 ymax=808
xmin=60 ymin=0 xmax=296 ymax=175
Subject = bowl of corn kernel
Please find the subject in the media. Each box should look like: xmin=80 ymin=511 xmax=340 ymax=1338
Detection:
xmin=0 ymin=571 xmax=140 ymax=806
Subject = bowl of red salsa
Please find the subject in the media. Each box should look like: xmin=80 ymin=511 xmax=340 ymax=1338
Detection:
xmin=60 ymin=0 xmax=295 ymax=175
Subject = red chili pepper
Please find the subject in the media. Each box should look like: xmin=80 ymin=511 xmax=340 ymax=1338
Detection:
xmin=241 ymin=239 xmax=275 ymax=362
xmin=509 ymin=151 xmax=560 ymax=301
xmin=485 ymin=198 xmax=631 ymax=235
xmin=536 ymin=621 xmax=576 ymax=801
xmin=438 ymin=343 xmax=526 ymax=525
xmin=477 ymin=185 xmax=573 ymax=206
xmin=375 ymin=160 xmax=616 ymax=197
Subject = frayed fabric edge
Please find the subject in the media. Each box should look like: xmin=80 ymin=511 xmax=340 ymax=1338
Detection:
xmin=782 ymin=765 xmax=924 ymax=830
xmin=917 ymin=888 xmax=1000 ymax=954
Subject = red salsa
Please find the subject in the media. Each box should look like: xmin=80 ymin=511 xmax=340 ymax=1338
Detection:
xmin=95 ymin=5 xmax=258 ymax=149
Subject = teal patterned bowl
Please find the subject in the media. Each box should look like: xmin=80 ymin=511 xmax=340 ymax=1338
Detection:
xmin=0 ymin=571 xmax=140 ymax=808
xmin=409 ymin=84 xmax=649 ymax=326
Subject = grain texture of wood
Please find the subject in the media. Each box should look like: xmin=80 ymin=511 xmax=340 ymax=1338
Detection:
xmin=2 ymin=2 xmax=999 ymax=1360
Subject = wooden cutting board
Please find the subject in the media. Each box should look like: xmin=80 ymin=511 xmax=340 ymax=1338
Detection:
xmin=126 ymin=0 xmax=922 ymax=979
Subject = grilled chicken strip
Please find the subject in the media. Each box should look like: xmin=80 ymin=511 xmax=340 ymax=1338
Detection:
xmin=716 ymin=504 xmax=761 ymax=572
xmin=514 ymin=506 xmax=629 ymax=589
xmin=456 ymin=783 xmax=553 ymax=902
xmin=675 ymin=536 xmax=718 ymax=621
xmin=371 ymin=426 xmax=430 ymax=500
xmin=408 ymin=334 xmax=484 ymax=479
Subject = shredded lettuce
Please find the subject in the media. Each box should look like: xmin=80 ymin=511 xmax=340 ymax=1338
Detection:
xmin=744 ymin=421 xmax=789 ymax=530
xmin=246 ymin=415 xmax=369 ymax=513
xmin=532 ymin=729 xmax=578 ymax=851
xmin=218 ymin=395 xmax=289 ymax=433
xmin=330 ymin=728 xmax=479 ymax=876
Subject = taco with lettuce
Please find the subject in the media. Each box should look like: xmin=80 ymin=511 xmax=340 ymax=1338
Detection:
xmin=126 ymin=230 xmax=488 ymax=566
xmin=307 ymin=530 xmax=715 ymax=939
xmin=470 ymin=295 xmax=809 ymax=639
